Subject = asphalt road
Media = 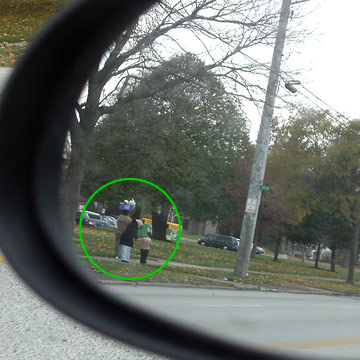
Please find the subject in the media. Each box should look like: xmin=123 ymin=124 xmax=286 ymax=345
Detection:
xmin=103 ymin=284 xmax=360 ymax=360
xmin=3 ymin=248 xmax=360 ymax=360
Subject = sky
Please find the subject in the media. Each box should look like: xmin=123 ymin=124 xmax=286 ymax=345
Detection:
xmin=248 ymin=0 xmax=360 ymax=141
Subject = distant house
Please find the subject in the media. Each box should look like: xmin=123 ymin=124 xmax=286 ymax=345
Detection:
xmin=166 ymin=208 xmax=218 ymax=236
xmin=77 ymin=196 xmax=87 ymax=210
xmin=181 ymin=219 xmax=218 ymax=236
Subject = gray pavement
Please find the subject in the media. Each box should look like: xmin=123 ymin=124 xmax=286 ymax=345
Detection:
xmin=104 ymin=284 xmax=360 ymax=360
xmin=2 ymin=256 xmax=360 ymax=360
xmin=0 ymin=262 xmax=168 ymax=360
xmin=0 ymin=67 xmax=13 ymax=97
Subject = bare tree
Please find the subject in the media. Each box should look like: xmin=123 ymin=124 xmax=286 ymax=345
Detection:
xmin=62 ymin=0 xmax=306 ymax=233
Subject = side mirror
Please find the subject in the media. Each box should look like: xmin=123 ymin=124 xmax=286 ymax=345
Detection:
xmin=0 ymin=1 xmax=267 ymax=359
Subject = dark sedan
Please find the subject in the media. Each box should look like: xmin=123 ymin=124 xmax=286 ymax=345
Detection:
xmin=197 ymin=234 xmax=240 ymax=251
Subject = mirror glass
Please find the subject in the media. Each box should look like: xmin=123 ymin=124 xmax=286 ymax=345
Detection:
xmin=2 ymin=1 xmax=360 ymax=359
xmin=70 ymin=1 xmax=360 ymax=358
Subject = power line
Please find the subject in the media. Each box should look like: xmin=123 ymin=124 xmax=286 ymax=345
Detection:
xmin=296 ymin=89 xmax=357 ymax=133
xmin=281 ymin=80 xmax=359 ymax=135
xmin=240 ymin=50 xmax=359 ymax=135
xmin=300 ymin=83 xmax=351 ymax=122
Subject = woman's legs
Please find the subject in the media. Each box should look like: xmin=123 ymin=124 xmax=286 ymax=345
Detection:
xmin=121 ymin=245 xmax=131 ymax=262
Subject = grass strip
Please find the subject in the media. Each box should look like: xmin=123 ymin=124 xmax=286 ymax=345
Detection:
xmin=79 ymin=257 xmax=360 ymax=294
xmin=74 ymin=226 xmax=360 ymax=290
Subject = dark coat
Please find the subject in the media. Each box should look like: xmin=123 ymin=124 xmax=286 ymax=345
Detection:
xmin=120 ymin=220 xmax=138 ymax=248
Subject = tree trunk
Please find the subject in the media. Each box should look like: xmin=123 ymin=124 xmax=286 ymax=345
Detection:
xmin=347 ymin=221 xmax=360 ymax=284
xmin=314 ymin=243 xmax=321 ymax=269
xmin=251 ymin=229 xmax=261 ymax=259
xmin=132 ymin=201 xmax=143 ymax=220
xmin=330 ymin=245 xmax=336 ymax=272
xmin=274 ymin=229 xmax=281 ymax=262
xmin=152 ymin=202 xmax=170 ymax=241
xmin=302 ymin=244 xmax=305 ymax=263
xmin=61 ymin=149 xmax=88 ymax=238
xmin=61 ymin=109 xmax=99 ymax=239
xmin=279 ymin=235 xmax=287 ymax=255
xmin=258 ymin=231 xmax=264 ymax=246
xmin=286 ymin=238 xmax=292 ymax=256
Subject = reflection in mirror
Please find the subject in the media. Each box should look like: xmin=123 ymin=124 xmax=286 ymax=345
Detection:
xmin=52 ymin=0 xmax=360 ymax=359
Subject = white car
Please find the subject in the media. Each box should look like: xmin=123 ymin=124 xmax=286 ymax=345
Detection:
xmin=103 ymin=216 xmax=117 ymax=229
xmin=256 ymin=246 xmax=265 ymax=254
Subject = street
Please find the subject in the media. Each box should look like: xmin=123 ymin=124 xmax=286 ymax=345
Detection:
xmin=2 ymin=255 xmax=360 ymax=360
xmin=103 ymin=284 xmax=360 ymax=359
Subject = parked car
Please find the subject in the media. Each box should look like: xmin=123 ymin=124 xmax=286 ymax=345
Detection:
xmin=76 ymin=210 xmax=106 ymax=227
xmin=250 ymin=243 xmax=265 ymax=254
xmin=103 ymin=216 xmax=117 ymax=229
xmin=197 ymin=234 xmax=240 ymax=251
xmin=108 ymin=216 xmax=119 ymax=225
xmin=255 ymin=246 xmax=265 ymax=254
xmin=86 ymin=211 xmax=106 ymax=227
xmin=75 ymin=210 xmax=90 ymax=225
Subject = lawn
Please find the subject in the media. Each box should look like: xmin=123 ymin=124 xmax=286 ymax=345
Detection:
xmin=74 ymin=226 xmax=360 ymax=294
xmin=81 ymin=258 xmax=233 ymax=287
xmin=74 ymin=225 xmax=237 ymax=268
xmin=181 ymin=233 xmax=202 ymax=242
xmin=0 ymin=0 xmax=68 ymax=66
xmin=0 ymin=0 xmax=68 ymax=43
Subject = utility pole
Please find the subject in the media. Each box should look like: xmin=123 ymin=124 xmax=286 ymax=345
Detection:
xmin=234 ymin=0 xmax=292 ymax=277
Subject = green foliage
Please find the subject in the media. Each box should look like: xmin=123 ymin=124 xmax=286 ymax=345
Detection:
xmin=268 ymin=109 xmax=340 ymax=221
xmin=264 ymin=108 xmax=360 ymax=262
xmin=81 ymin=54 xmax=250 ymax=223
xmin=309 ymin=120 xmax=360 ymax=223
xmin=286 ymin=209 xmax=351 ymax=250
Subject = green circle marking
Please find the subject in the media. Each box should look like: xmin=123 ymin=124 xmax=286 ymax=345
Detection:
xmin=79 ymin=178 xmax=181 ymax=281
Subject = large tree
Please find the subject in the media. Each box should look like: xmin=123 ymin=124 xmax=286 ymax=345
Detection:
xmin=308 ymin=120 xmax=360 ymax=283
xmin=265 ymin=109 xmax=341 ymax=261
xmin=81 ymin=54 xmax=251 ymax=239
xmin=61 ymin=0 xmax=306 ymax=234
xmin=269 ymin=108 xmax=359 ymax=280
xmin=268 ymin=109 xmax=338 ymax=219
xmin=286 ymin=209 xmax=351 ymax=270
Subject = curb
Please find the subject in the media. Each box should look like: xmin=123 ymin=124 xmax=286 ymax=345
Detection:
xmin=80 ymin=256 xmax=360 ymax=297
xmin=96 ymin=277 xmax=351 ymax=297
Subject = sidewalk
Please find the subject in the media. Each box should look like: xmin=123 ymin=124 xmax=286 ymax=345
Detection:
xmin=84 ymin=255 xmax=351 ymax=295
xmin=87 ymin=255 xmax=347 ymax=283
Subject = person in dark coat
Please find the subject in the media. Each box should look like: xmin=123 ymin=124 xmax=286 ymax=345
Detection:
xmin=120 ymin=218 xmax=143 ymax=262
xmin=115 ymin=209 xmax=132 ymax=259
